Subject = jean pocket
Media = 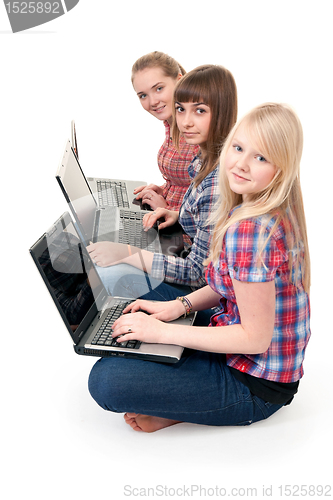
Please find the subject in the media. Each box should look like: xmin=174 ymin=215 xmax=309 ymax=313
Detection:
xmin=253 ymin=395 xmax=282 ymax=420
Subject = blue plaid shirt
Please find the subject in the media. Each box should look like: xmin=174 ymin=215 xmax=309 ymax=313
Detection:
xmin=151 ymin=157 xmax=219 ymax=288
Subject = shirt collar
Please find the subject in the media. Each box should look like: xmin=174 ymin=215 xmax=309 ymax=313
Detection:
xmin=188 ymin=155 xmax=202 ymax=179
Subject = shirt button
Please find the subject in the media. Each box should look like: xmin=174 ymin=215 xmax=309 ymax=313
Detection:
xmin=234 ymin=266 xmax=239 ymax=272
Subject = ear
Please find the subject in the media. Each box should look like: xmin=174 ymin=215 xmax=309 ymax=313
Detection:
xmin=177 ymin=72 xmax=183 ymax=81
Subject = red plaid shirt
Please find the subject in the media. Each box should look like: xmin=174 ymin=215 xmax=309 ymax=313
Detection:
xmin=158 ymin=121 xmax=199 ymax=210
xmin=206 ymin=214 xmax=311 ymax=383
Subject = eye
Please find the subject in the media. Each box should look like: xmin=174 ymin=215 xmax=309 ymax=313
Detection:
xmin=156 ymin=86 xmax=164 ymax=92
xmin=196 ymin=108 xmax=206 ymax=114
xmin=233 ymin=144 xmax=242 ymax=152
xmin=256 ymin=155 xmax=266 ymax=162
xmin=175 ymin=105 xmax=184 ymax=113
xmin=139 ymin=93 xmax=147 ymax=100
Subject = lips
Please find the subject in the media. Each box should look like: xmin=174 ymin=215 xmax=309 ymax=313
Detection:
xmin=232 ymin=172 xmax=250 ymax=182
xmin=153 ymin=105 xmax=166 ymax=113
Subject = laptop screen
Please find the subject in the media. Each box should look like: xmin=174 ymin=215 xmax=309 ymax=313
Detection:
xmin=56 ymin=141 xmax=97 ymax=243
xmin=30 ymin=213 xmax=108 ymax=344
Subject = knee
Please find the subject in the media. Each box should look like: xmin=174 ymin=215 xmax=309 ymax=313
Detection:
xmin=88 ymin=359 xmax=120 ymax=412
xmin=88 ymin=359 xmax=107 ymax=409
xmin=88 ymin=357 xmax=139 ymax=413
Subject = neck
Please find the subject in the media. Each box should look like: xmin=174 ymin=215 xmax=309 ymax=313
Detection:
xmin=199 ymin=144 xmax=206 ymax=158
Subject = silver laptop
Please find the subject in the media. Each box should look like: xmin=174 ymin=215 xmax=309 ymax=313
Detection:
xmin=29 ymin=212 xmax=195 ymax=363
xmin=56 ymin=140 xmax=184 ymax=256
xmin=56 ymin=140 xmax=161 ymax=250
xmin=71 ymin=120 xmax=149 ymax=211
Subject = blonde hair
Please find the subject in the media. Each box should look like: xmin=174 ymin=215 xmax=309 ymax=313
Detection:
xmin=171 ymin=65 xmax=238 ymax=187
xmin=131 ymin=51 xmax=186 ymax=83
xmin=207 ymin=102 xmax=310 ymax=292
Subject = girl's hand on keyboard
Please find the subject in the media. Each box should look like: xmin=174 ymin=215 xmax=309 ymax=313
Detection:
xmin=140 ymin=189 xmax=167 ymax=210
xmin=112 ymin=300 xmax=185 ymax=344
xmin=112 ymin=311 xmax=168 ymax=344
xmin=143 ymin=208 xmax=179 ymax=231
xmin=134 ymin=183 xmax=164 ymax=199
xmin=122 ymin=299 xmax=184 ymax=323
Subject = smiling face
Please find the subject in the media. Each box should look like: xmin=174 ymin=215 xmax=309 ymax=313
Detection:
xmin=174 ymin=101 xmax=211 ymax=148
xmin=225 ymin=121 xmax=278 ymax=201
xmin=132 ymin=67 xmax=181 ymax=122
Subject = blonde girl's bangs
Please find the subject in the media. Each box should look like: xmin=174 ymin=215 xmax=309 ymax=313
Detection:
xmin=243 ymin=103 xmax=303 ymax=174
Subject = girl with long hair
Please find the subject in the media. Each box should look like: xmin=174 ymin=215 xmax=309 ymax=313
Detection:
xmin=89 ymin=103 xmax=311 ymax=433
xmin=131 ymin=51 xmax=199 ymax=211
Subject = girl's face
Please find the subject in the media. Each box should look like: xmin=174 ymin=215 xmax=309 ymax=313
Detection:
xmin=133 ymin=67 xmax=181 ymax=122
xmin=175 ymin=101 xmax=211 ymax=148
xmin=225 ymin=122 xmax=277 ymax=201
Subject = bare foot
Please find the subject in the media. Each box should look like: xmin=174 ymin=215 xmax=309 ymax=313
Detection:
xmin=124 ymin=413 xmax=182 ymax=433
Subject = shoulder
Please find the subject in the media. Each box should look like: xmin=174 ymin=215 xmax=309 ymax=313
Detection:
xmin=228 ymin=213 xmax=284 ymax=237
xmin=225 ymin=214 xmax=287 ymax=254
xmin=224 ymin=215 xmax=288 ymax=282
xmin=195 ymin=163 xmax=220 ymax=191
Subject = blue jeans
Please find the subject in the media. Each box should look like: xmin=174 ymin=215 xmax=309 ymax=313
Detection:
xmin=88 ymin=350 xmax=283 ymax=426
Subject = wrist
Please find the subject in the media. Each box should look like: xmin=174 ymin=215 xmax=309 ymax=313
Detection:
xmin=176 ymin=296 xmax=193 ymax=318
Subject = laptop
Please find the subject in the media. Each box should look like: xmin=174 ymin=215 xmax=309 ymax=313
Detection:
xmin=29 ymin=212 xmax=195 ymax=363
xmin=71 ymin=120 xmax=148 ymax=211
xmin=56 ymin=140 xmax=185 ymax=256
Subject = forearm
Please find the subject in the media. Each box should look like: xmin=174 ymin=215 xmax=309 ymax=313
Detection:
xmin=162 ymin=281 xmax=275 ymax=354
xmin=185 ymin=286 xmax=221 ymax=311
xmin=120 ymin=247 xmax=154 ymax=274
xmin=162 ymin=322 xmax=270 ymax=355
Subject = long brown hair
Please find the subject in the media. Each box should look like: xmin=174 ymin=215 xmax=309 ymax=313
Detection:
xmin=172 ymin=65 xmax=238 ymax=187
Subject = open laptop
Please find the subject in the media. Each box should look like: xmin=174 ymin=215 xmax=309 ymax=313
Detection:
xmin=71 ymin=120 xmax=148 ymax=211
xmin=56 ymin=140 xmax=184 ymax=256
xmin=29 ymin=212 xmax=195 ymax=363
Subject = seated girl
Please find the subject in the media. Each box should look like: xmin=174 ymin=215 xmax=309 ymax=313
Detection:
xmin=131 ymin=51 xmax=199 ymax=211
xmin=88 ymin=65 xmax=238 ymax=308
xmin=88 ymin=102 xmax=311 ymax=433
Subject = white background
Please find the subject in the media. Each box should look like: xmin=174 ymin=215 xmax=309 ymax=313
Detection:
xmin=1 ymin=1 xmax=332 ymax=499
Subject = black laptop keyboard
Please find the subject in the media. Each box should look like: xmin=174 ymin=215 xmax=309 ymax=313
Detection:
xmin=97 ymin=180 xmax=130 ymax=208
xmin=91 ymin=299 xmax=141 ymax=349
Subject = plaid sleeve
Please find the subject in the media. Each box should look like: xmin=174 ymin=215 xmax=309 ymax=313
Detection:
xmin=151 ymin=172 xmax=217 ymax=287
xmin=225 ymin=219 xmax=288 ymax=283
xmin=151 ymin=225 xmax=211 ymax=287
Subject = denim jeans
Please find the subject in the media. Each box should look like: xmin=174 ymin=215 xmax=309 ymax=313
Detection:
xmin=88 ymin=350 xmax=283 ymax=426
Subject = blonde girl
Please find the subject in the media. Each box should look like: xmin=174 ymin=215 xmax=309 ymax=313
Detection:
xmin=89 ymin=102 xmax=310 ymax=433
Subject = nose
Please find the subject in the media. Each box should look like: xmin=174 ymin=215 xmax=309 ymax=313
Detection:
xmin=236 ymin=154 xmax=250 ymax=171
xmin=182 ymin=111 xmax=194 ymax=128
xmin=150 ymin=95 xmax=161 ymax=109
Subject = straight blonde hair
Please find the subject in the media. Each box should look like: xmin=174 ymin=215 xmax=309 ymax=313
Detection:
xmin=207 ymin=103 xmax=310 ymax=293
xmin=171 ymin=65 xmax=238 ymax=187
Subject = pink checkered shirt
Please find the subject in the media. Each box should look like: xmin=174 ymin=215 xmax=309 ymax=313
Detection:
xmin=158 ymin=121 xmax=199 ymax=210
